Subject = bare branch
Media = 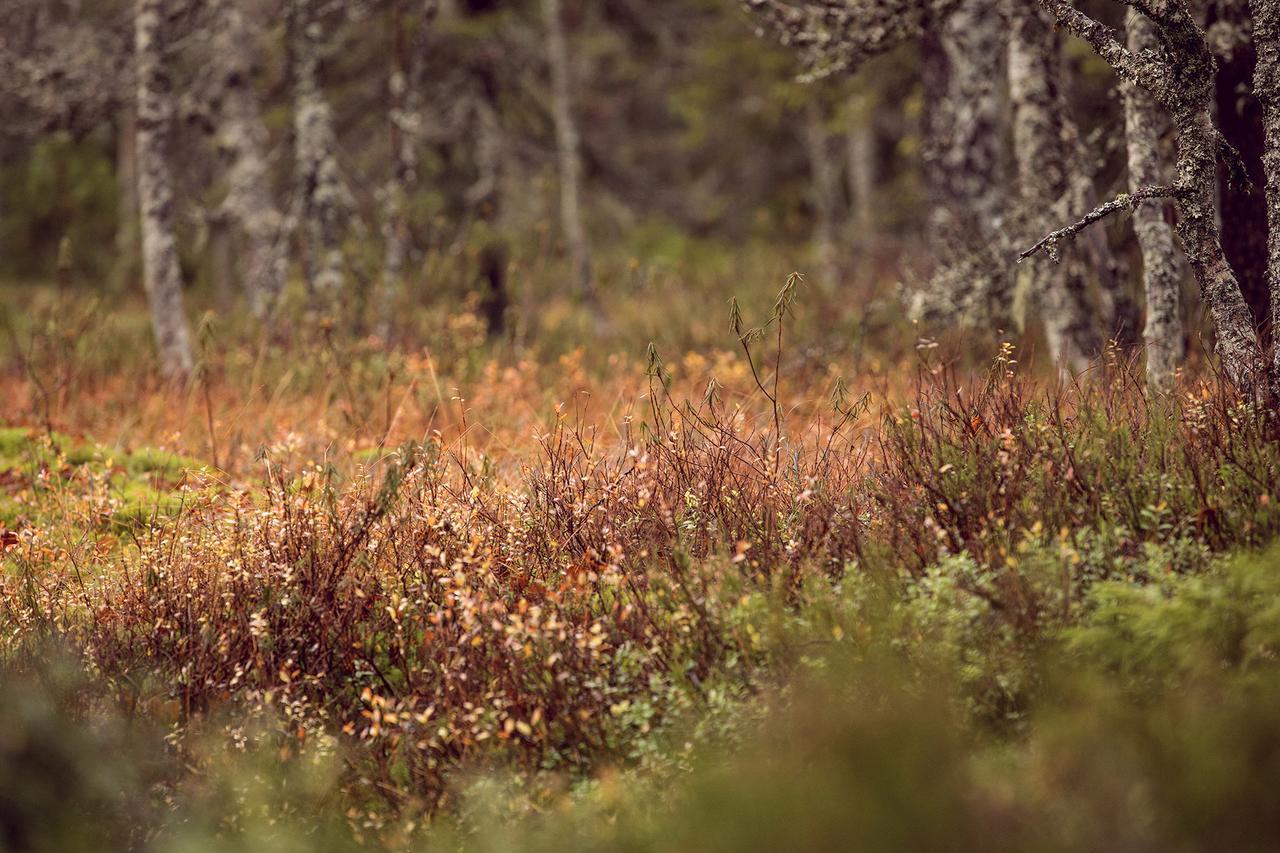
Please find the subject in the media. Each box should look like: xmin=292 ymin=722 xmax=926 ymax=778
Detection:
xmin=1035 ymin=1 xmax=1147 ymax=88
xmin=1037 ymin=0 xmax=1205 ymax=116
xmin=1017 ymin=184 xmax=1181 ymax=262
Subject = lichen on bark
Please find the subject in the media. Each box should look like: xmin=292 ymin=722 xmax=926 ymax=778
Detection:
xmin=290 ymin=0 xmax=348 ymax=305
xmin=1034 ymin=0 xmax=1267 ymax=390
xmin=1123 ymin=9 xmax=1184 ymax=390
xmin=135 ymin=0 xmax=194 ymax=380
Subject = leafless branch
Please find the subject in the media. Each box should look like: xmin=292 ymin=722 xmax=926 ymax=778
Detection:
xmin=1017 ymin=184 xmax=1181 ymax=262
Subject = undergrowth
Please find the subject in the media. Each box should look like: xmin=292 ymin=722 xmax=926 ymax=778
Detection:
xmin=2 ymin=280 xmax=1279 ymax=848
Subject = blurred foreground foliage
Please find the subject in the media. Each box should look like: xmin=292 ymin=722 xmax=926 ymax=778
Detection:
xmin=5 ymin=545 xmax=1280 ymax=851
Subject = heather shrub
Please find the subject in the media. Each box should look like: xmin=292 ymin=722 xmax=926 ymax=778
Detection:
xmin=7 ymin=283 xmax=1280 ymax=846
xmin=872 ymin=354 xmax=1280 ymax=629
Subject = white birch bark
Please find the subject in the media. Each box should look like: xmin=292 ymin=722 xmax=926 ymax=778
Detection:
xmin=543 ymin=0 xmax=593 ymax=299
xmin=135 ymin=0 xmax=194 ymax=380
xmin=290 ymin=0 xmax=347 ymax=303
xmin=1007 ymin=0 xmax=1101 ymax=372
xmin=805 ymin=101 xmax=841 ymax=288
xmin=1124 ymin=9 xmax=1184 ymax=390
xmin=1248 ymin=0 xmax=1280 ymax=386
xmin=211 ymin=0 xmax=288 ymax=319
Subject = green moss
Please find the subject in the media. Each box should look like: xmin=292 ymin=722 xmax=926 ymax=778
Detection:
xmin=106 ymin=489 xmax=188 ymax=535
xmin=118 ymin=446 xmax=207 ymax=479
xmin=63 ymin=442 xmax=99 ymax=467
xmin=0 ymin=428 xmax=76 ymax=471
xmin=0 ymin=426 xmax=33 ymax=461
xmin=0 ymin=495 xmax=24 ymax=528
xmin=0 ymin=428 xmax=204 ymax=479
xmin=0 ymin=427 xmax=206 ymax=535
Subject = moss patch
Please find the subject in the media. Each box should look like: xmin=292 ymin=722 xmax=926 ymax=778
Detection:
xmin=0 ymin=425 xmax=209 ymax=534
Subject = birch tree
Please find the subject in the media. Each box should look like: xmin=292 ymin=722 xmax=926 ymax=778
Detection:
xmin=114 ymin=105 xmax=141 ymax=287
xmin=458 ymin=0 xmax=512 ymax=338
xmin=1006 ymin=0 xmax=1101 ymax=371
xmin=211 ymin=0 xmax=287 ymax=318
xmin=846 ymin=92 xmax=876 ymax=239
xmin=135 ymin=0 xmax=194 ymax=380
xmin=290 ymin=0 xmax=347 ymax=304
xmin=805 ymin=101 xmax=842 ymax=287
xmin=1025 ymin=0 xmax=1266 ymax=390
xmin=928 ymin=0 xmax=1003 ymax=242
xmin=470 ymin=89 xmax=511 ymax=338
xmin=543 ymin=0 xmax=593 ymax=300
xmin=1123 ymin=9 xmax=1183 ymax=390
xmin=379 ymin=0 xmax=439 ymax=339
xmin=1249 ymin=0 xmax=1280 ymax=382
xmin=1066 ymin=106 xmax=1138 ymax=344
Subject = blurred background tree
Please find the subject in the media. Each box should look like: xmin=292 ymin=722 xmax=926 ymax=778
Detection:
xmin=0 ymin=0 xmax=932 ymax=296
xmin=8 ymin=0 xmax=1272 ymax=386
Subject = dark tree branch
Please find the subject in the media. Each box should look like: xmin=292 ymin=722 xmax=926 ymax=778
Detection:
xmin=1035 ymin=0 xmax=1151 ymax=90
xmin=1017 ymin=184 xmax=1182 ymax=262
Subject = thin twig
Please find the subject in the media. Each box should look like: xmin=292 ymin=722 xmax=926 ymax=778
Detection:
xmin=1017 ymin=184 xmax=1180 ymax=262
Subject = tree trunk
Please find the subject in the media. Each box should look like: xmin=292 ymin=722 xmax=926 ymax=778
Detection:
xmin=134 ymin=0 xmax=194 ymax=381
xmin=1124 ymin=10 xmax=1184 ymax=390
xmin=207 ymin=209 xmax=236 ymax=317
xmin=1211 ymin=0 xmax=1271 ymax=334
xmin=910 ymin=0 xmax=1011 ymax=326
xmin=380 ymin=0 xmax=440 ymax=340
xmin=919 ymin=21 xmax=950 ymax=248
xmin=290 ymin=0 xmax=346 ymax=304
xmin=1248 ymin=0 xmax=1280 ymax=385
xmin=1062 ymin=69 xmax=1139 ymax=345
xmin=211 ymin=0 xmax=288 ymax=319
xmin=1034 ymin=0 xmax=1266 ymax=390
xmin=1006 ymin=0 xmax=1101 ymax=372
xmin=467 ymin=69 xmax=510 ymax=339
xmin=113 ymin=104 xmax=140 ymax=290
xmin=1178 ymin=106 xmax=1266 ymax=388
xmin=846 ymin=92 xmax=876 ymax=240
xmin=930 ymin=0 xmax=1004 ymax=241
xmin=380 ymin=0 xmax=414 ymax=340
xmin=805 ymin=101 xmax=841 ymax=289
xmin=543 ymin=0 xmax=593 ymax=300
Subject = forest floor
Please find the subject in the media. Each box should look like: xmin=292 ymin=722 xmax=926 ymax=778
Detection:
xmin=3 ymin=267 xmax=1280 ymax=851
